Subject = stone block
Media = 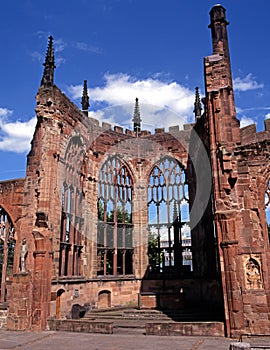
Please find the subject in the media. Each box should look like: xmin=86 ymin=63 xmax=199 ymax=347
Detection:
xmin=145 ymin=322 xmax=224 ymax=336
xmin=47 ymin=319 xmax=113 ymax=334
xmin=230 ymin=342 xmax=250 ymax=349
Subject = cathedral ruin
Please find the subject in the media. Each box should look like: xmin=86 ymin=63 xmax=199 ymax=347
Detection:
xmin=0 ymin=4 xmax=269 ymax=337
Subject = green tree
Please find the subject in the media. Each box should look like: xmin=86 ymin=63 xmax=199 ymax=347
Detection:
xmin=148 ymin=233 xmax=159 ymax=267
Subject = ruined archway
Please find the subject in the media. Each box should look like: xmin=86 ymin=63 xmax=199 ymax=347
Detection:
xmin=0 ymin=206 xmax=15 ymax=302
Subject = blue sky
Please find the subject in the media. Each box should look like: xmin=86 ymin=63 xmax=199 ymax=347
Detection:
xmin=0 ymin=0 xmax=270 ymax=181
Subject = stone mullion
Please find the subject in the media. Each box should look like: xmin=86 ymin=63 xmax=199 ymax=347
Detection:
xmin=133 ymin=179 xmax=148 ymax=278
xmin=84 ymin=171 xmax=98 ymax=278
xmin=113 ymin=183 xmax=117 ymax=276
xmin=59 ymin=244 xmax=65 ymax=276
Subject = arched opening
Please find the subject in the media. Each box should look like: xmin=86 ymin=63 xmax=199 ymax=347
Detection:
xmin=0 ymin=207 xmax=15 ymax=302
xmin=97 ymin=156 xmax=134 ymax=276
xmin=59 ymin=136 xmax=85 ymax=277
xmin=147 ymin=157 xmax=192 ymax=275
xmin=98 ymin=290 xmax=111 ymax=309
xmin=56 ymin=288 xmax=65 ymax=319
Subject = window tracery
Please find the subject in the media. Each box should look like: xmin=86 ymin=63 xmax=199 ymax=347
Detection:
xmin=59 ymin=137 xmax=85 ymax=277
xmin=97 ymin=156 xmax=133 ymax=276
xmin=147 ymin=157 xmax=192 ymax=274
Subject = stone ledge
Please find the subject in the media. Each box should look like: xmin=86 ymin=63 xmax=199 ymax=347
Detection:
xmin=145 ymin=321 xmax=224 ymax=336
xmin=47 ymin=319 xmax=113 ymax=334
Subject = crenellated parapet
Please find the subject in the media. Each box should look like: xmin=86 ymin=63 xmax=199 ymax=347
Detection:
xmin=240 ymin=121 xmax=270 ymax=146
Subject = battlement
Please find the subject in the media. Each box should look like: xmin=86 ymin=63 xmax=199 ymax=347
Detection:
xmin=87 ymin=110 xmax=195 ymax=137
xmin=240 ymin=120 xmax=270 ymax=146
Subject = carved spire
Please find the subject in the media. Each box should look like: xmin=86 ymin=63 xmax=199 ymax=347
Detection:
xmin=81 ymin=80 xmax=90 ymax=116
xmin=193 ymin=86 xmax=202 ymax=120
xmin=132 ymin=97 xmax=142 ymax=133
xmin=209 ymin=4 xmax=230 ymax=59
xmin=41 ymin=35 xmax=56 ymax=87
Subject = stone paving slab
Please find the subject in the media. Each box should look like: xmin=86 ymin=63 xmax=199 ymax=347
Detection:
xmin=0 ymin=330 xmax=233 ymax=350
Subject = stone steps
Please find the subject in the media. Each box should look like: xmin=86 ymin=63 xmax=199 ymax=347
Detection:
xmin=84 ymin=307 xmax=223 ymax=322
xmin=83 ymin=307 xmax=225 ymax=335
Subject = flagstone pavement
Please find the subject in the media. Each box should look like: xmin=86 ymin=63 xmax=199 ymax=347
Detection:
xmin=0 ymin=330 xmax=234 ymax=350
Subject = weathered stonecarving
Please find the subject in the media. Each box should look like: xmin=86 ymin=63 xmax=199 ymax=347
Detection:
xmin=0 ymin=4 xmax=269 ymax=337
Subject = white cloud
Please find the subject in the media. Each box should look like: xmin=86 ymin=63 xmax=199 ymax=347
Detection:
xmin=233 ymin=73 xmax=263 ymax=92
xmin=54 ymin=38 xmax=66 ymax=53
xmin=74 ymin=42 xmax=102 ymax=54
xmin=0 ymin=110 xmax=36 ymax=153
xmin=265 ymin=113 xmax=270 ymax=120
xmin=239 ymin=115 xmax=256 ymax=128
xmin=68 ymin=73 xmax=196 ymax=129
xmin=31 ymin=51 xmax=43 ymax=63
xmin=0 ymin=108 xmax=13 ymax=118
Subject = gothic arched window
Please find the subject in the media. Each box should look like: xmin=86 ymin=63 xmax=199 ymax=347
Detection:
xmin=97 ymin=156 xmax=133 ymax=276
xmin=0 ymin=207 xmax=15 ymax=301
xmin=59 ymin=136 xmax=85 ymax=277
xmin=60 ymin=184 xmax=84 ymax=276
xmin=148 ymin=157 xmax=192 ymax=274
xmin=265 ymin=179 xmax=270 ymax=242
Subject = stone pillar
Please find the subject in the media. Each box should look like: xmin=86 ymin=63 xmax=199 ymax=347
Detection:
xmin=7 ymin=273 xmax=32 ymax=330
xmin=31 ymin=231 xmax=52 ymax=330
xmin=230 ymin=343 xmax=250 ymax=349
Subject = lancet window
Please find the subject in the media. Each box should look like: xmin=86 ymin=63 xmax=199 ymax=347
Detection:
xmin=148 ymin=157 xmax=192 ymax=273
xmin=97 ymin=156 xmax=133 ymax=276
xmin=59 ymin=184 xmax=84 ymax=276
xmin=59 ymin=137 xmax=85 ymax=277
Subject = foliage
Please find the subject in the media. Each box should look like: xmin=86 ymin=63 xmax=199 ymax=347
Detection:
xmin=98 ymin=200 xmax=132 ymax=224
xmin=148 ymin=233 xmax=159 ymax=267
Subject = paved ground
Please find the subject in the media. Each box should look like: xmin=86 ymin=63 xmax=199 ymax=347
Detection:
xmin=0 ymin=330 xmax=234 ymax=350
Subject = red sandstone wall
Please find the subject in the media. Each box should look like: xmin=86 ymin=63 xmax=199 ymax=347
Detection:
xmin=204 ymin=28 xmax=270 ymax=337
xmin=0 ymin=179 xmax=24 ymax=236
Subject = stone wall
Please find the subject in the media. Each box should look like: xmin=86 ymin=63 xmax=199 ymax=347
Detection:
xmin=145 ymin=321 xmax=224 ymax=336
xmin=48 ymin=319 xmax=113 ymax=334
xmin=50 ymin=279 xmax=141 ymax=319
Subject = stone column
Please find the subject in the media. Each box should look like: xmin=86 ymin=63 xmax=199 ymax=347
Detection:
xmin=31 ymin=231 xmax=52 ymax=330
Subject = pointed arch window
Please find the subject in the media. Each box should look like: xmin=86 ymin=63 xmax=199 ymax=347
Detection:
xmin=148 ymin=157 xmax=192 ymax=274
xmin=265 ymin=179 xmax=270 ymax=242
xmin=0 ymin=207 xmax=15 ymax=301
xmin=59 ymin=136 xmax=85 ymax=277
xmin=60 ymin=184 xmax=84 ymax=276
xmin=97 ymin=156 xmax=133 ymax=276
